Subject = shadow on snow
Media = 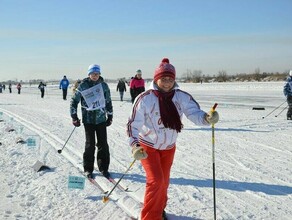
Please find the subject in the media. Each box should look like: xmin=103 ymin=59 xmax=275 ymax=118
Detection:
xmin=183 ymin=127 xmax=270 ymax=133
xmin=118 ymin=173 xmax=292 ymax=196
xmin=171 ymin=178 xmax=292 ymax=196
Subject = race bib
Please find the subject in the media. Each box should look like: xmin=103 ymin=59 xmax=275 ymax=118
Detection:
xmin=81 ymin=84 xmax=105 ymax=111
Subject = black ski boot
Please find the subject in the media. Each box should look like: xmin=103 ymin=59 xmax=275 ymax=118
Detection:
xmin=101 ymin=170 xmax=110 ymax=179
xmin=85 ymin=171 xmax=93 ymax=179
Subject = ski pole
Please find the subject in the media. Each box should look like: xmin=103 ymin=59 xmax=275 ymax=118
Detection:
xmin=211 ymin=103 xmax=218 ymax=220
xmin=57 ymin=126 xmax=76 ymax=154
xmin=262 ymin=100 xmax=286 ymax=119
xmin=275 ymin=105 xmax=288 ymax=118
xmin=102 ymin=159 xmax=136 ymax=203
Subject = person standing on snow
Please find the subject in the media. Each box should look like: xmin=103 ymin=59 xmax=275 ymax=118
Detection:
xmin=9 ymin=83 xmax=12 ymax=93
xmin=70 ymin=64 xmax=113 ymax=179
xmin=38 ymin=81 xmax=46 ymax=98
xmin=129 ymin=69 xmax=145 ymax=103
xmin=116 ymin=79 xmax=127 ymax=101
xmin=127 ymin=58 xmax=219 ymax=220
xmin=16 ymin=83 xmax=21 ymax=94
xmin=59 ymin=75 xmax=70 ymax=100
xmin=283 ymin=70 xmax=292 ymax=120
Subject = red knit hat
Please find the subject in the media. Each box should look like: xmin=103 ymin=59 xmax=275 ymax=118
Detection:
xmin=154 ymin=58 xmax=176 ymax=82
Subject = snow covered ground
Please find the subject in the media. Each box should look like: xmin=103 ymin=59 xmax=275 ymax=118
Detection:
xmin=0 ymin=81 xmax=291 ymax=220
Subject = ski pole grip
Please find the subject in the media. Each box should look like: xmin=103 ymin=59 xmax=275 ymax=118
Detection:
xmin=211 ymin=103 xmax=218 ymax=112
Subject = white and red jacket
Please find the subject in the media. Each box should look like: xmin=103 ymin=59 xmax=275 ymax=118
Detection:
xmin=127 ymin=81 xmax=209 ymax=150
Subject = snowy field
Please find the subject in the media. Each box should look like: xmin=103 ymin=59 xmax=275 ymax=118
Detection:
xmin=0 ymin=81 xmax=291 ymax=220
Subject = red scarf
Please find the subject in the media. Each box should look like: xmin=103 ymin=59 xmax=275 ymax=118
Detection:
xmin=153 ymin=90 xmax=182 ymax=132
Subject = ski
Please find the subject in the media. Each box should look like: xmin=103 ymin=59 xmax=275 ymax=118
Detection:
xmin=106 ymin=176 xmax=129 ymax=192
xmin=88 ymin=177 xmax=109 ymax=194
xmin=83 ymin=173 xmax=109 ymax=194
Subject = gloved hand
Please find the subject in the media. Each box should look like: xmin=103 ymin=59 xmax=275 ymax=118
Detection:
xmin=71 ymin=114 xmax=81 ymax=127
xmin=206 ymin=111 xmax=219 ymax=124
xmin=132 ymin=144 xmax=148 ymax=160
xmin=72 ymin=118 xmax=81 ymax=127
xmin=106 ymin=115 xmax=113 ymax=127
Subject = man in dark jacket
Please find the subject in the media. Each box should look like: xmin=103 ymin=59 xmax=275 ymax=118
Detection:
xmin=38 ymin=81 xmax=46 ymax=98
xmin=116 ymin=79 xmax=127 ymax=101
xmin=70 ymin=64 xmax=113 ymax=178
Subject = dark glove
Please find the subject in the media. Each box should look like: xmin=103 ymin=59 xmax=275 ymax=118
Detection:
xmin=72 ymin=118 xmax=80 ymax=127
xmin=71 ymin=114 xmax=81 ymax=127
xmin=106 ymin=115 xmax=113 ymax=127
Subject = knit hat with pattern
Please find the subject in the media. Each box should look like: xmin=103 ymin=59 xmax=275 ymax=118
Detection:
xmin=154 ymin=58 xmax=175 ymax=82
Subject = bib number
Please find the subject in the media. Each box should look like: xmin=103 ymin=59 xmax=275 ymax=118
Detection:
xmin=81 ymin=84 xmax=105 ymax=111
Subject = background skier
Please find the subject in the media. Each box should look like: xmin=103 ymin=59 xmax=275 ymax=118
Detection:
xmin=16 ymin=83 xmax=21 ymax=94
xmin=38 ymin=81 xmax=46 ymax=98
xmin=116 ymin=79 xmax=127 ymax=101
xmin=129 ymin=69 xmax=145 ymax=103
xmin=9 ymin=83 xmax=12 ymax=93
xmin=283 ymin=70 xmax=292 ymax=120
xmin=59 ymin=75 xmax=70 ymax=100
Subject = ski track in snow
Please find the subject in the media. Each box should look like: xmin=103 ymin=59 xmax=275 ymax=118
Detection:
xmin=0 ymin=82 xmax=292 ymax=220
xmin=0 ymin=107 xmax=141 ymax=219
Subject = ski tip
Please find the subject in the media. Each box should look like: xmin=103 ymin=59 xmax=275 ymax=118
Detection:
xmin=102 ymin=196 xmax=110 ymax=203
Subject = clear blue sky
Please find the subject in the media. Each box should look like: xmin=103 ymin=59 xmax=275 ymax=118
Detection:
xmin=0 ymin=0 xmax=291 ymax=81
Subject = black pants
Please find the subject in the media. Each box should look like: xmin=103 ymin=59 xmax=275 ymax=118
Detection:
xmin=83 ymin=123 xmax=110 ymax=173
xmin=40 ymin=89 xmax=45 ymax=98
xmin=130 ymin=89 xmax=135 ymax=104
xmin=287 ymin=96 xmax=292 ymax=118
xmin=119 ymin=91 xmax=124 ymax=101
xmin=62 ymin=89 xmax=67 ymax=100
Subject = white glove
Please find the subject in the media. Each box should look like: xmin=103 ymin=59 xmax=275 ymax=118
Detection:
xmin=132 ymin=145 xmax=148 ymax=160
xmin=206 ymin=111 xmax=219 ymax=124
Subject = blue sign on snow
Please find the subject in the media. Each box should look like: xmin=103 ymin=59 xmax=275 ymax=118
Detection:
xmin=68 ymin=176 xmax=85 ymax=189
xmin=27 ymin=137 xmax=36 ymax=147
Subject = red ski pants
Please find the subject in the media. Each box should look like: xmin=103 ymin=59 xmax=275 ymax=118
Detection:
xmin=140 ymin=145 xmax=176 ymax=220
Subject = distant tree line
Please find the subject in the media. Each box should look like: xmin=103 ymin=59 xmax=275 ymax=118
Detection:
xmin=181 ymin=68 xmax=289 ymax=83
